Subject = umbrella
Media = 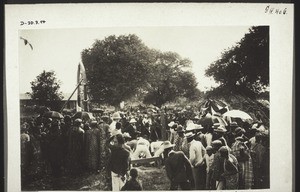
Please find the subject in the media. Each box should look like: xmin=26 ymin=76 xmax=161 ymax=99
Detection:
xmin=223 ymin=110 xmax=253 ymax=120
xmin=72 ymin=111 xmax=95 ymax=121
xmin=44 ymin=111 xmax=63 ymax=119
xmin=198 ymin=114 xmax=227 ymax=128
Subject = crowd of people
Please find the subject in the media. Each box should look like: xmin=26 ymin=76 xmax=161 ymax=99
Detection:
xmin=20 ymin=107 xmax=270 ymax=190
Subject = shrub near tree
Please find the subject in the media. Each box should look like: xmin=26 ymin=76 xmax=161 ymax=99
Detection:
xmin=27 ymin=70 xmax=64 ymax=111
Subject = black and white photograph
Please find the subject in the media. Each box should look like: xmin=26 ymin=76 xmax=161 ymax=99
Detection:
xmin=5 ymin=3 xmax=293 ymax=192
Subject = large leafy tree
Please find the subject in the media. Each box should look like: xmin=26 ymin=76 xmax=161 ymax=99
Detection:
xmin=205 ymin=26 xmax=269 ymax=97
xmin=143 ymin=51 xmax=200 ymax=107
xmin=82 ymin=34 xmax=201 ymax=107
xmin=81 ymin=34 xmax=155 ymax=106
xmin=27 ymin=70 xmax=63 ymax=111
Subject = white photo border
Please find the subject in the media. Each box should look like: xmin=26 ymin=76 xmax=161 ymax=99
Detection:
xmin=5 ymin=3 xmax=294 ymax=192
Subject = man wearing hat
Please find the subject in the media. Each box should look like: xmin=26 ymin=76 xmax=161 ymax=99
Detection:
xmin=173 ymin=125 xmax=185 ymax=151
xmin=107 ymin=134 xmax=131 ymax=191
xmin=109 ymin=112 xmax=121 ymax=136
xmin=226 ymin=122 xmax=238 ymax=148
xmin=164 ymin=141 xmax=194 ymax=190
xmin=185 ymin=131 xmax=206 ymax=190
xmin=123 ymin=118 xmax=138 ymax=140
xmin=231 ymin=128 xmax=253 ymax=189
xmin=84 ymin=120 xmax=101 ymax=173
xmin=111 ymin=122 xmax=123 ymax=137
xmin=68 ymin=118 xmax=85 ymax=175
xmin=211 ymin=140 xmax=224 ymax=190
xmin=219 ymin=146 xmax=239 ymax=189
xmin=250 ymin=132 xmax=267 ymax=189
xmin=213 ymin=124 xmax=228 ymax=147
xmin=168 ymin=121 xmax=178 ymax=144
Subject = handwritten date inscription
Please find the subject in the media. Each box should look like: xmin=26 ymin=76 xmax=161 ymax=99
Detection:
xmin=20 ymin=20 xmax=46 ymax=26
xmin=265 ymin=5 xmax=287 ymax=15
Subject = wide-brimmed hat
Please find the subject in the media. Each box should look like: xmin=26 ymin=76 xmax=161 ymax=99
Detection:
xmin=235 ymin=136 xmax=244 ymax=141
xmin=194 ymin=124 xmax=204 ymax=130
xmin=90 ymin=120 xmax=98 ymax=126
xmin=206 ymin=145 xmax=213 ymax=151
xmin=168 ymin=121 xmax=176 ymax=127
xmin=211 ymin=140 xmax=222 ymax=147
xmin=129 ymin=118 xmax=137 ymax=123
xmin=184 ymin=132 xmax=195 ymax=139
xmin=212 ymin=123 xmax=221 ymax=129
xmin=214 ymin=125 xmax=227 ymax=133
xmin=234 ymin=127 xmax=245 ymax=135
xmin=112 ymin=112 xmax=121 ymax=120
xmin=163 ymin=141 xmax=175 ymax=150
xmin=186 ymin=123 xmax=196 ymax=131
xmin=219 ymin=146 xmax=229 ymax=156
xmin=230 ymin=122 xmax=238 ymax=127
xmin=193 ymin=115 xmax=200 ymax=120
xmin=74 ymin=118 xmax=83 ymax=123
xmin=122 ymin=132 xmax=131 ymax=138
xmin=186 ymin=120 xmax=194 ymax=126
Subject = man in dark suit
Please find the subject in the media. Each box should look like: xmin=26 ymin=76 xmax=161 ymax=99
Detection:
xmin=163 ymin=141 xmax=194 ymax=190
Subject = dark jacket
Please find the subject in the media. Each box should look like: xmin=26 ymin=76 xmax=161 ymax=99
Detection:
xmin=108 ymin=145 xmax=130 ymax=176
xmin=165 ymin=151 xmax=193 ymax=183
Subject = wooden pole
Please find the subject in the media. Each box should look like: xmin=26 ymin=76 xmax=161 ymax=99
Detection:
xmin=60 ymin=78 xmax=83 ymax=113
xmin=160 ymin=111 xmax=167 ymax=140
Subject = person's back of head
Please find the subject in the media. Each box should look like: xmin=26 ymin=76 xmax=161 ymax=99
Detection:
xmin=116 ymin=122 xmax=122 ymax=130
xmin=130 ymin=168 xmax=138 ymax=179
xmin=115 ymin=133 xmax=125 ymax=145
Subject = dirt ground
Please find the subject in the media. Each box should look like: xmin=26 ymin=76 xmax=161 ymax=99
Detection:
xmin=22 ymin=166 xmax=170 ymax=191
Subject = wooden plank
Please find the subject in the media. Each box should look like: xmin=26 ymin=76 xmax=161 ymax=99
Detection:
xmin=131 ymin=157 xmax=161 ymax=164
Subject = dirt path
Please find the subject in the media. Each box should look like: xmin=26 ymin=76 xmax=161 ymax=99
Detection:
xmin=23 ymin=166 xmax=169 ymax=191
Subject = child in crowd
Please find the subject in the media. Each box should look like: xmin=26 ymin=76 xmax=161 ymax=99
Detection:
xmin=121 ymin=168 xmax=143 ymax=191
xmin=204 ymin=146 xmax=215 ymax=190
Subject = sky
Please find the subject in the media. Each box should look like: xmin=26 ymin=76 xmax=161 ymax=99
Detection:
xmin=19 ymin=26 xmax=251 ymax=94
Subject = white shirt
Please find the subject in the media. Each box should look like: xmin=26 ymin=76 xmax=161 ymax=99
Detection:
xmin=109 ymin=121 xmax=117 ymax=135
xmin=136 ymin=137 xmax=150 ymax=148
xmin=150 ymin=141 xmax=164 ymax=153
xmin=189 ymin=139 xmax=206 ymax=167
xmin=204 ymin=153 xmax=214 ymax=172
xmin=205 ymin=133 xmax=213 ymax=147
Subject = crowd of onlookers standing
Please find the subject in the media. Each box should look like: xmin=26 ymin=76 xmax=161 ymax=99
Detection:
xmin=20 ymin=108 xmax=269 ymax=190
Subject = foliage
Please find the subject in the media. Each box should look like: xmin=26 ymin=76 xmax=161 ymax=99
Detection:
xmin=82 ymin=34 xmax=155 ymax=106
xmin=205 ymin=26 xmax=269 ymax=98
xmin=82 ymin=34 xmax=201 ymax=107
xmin=27 ymin=70 xmax=63 ymax=111
xmin=144 ymin=51 xmax=200 ymax=107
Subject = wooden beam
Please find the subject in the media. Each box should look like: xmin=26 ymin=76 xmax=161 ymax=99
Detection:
xmin=131 ymin=157 xmax=162 ymax=166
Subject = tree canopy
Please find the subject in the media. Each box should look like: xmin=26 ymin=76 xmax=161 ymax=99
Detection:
xmin=28 ymin=70 xmax=63 ymax=111
xmin=143 ymin=51 xmax=200 ymax=107
xmin=82 ymin=34 xmax=155 ymax=106
xmin=81 ymin=34 xmax=200 ymax=107
xmin=205 ymin=26 xmax=269 ymax=98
